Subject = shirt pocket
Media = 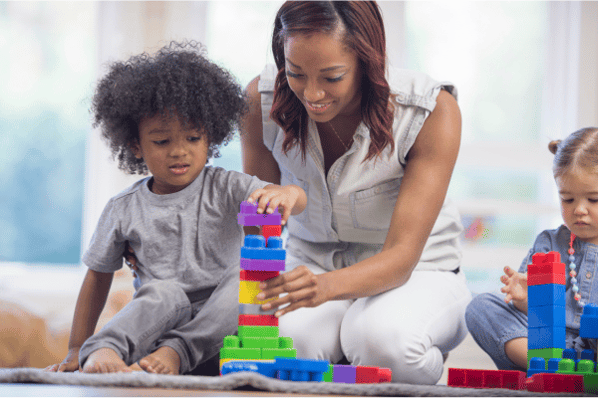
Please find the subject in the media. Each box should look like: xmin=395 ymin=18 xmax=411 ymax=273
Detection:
xmin=349 ymin=179 xmax=401 ymax=231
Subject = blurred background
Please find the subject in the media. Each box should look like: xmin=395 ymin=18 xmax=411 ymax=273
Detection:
xmin=1 ymin=1 xmax=598 ymax=319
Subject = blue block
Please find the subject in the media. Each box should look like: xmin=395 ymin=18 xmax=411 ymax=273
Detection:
xmin=528 ymin=305 xmax=565 ymax=328
xmin=274 ymin=358 xmax=330 ymax=382
xmin=528 ymin=327 xmax=566 ymax=349
xmin=241 ymin=235 xmax=285 ymax=260
xmin=547 ymin=358 xmax=561 ymax=372
xmin=562 ymin=348 xmax=577 ymax=361
xmin=527 ymin=357 xmax=547 ymax=378
xmin=528 ymin=284 xmax=565 ymax=308
xmin=221 ymin=360 xmax=277 ymax=378
xmin=580 ymin=304 xmax=598 ymax=339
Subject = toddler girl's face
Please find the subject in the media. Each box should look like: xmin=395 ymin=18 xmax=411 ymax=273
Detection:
xmin=132 ymin=113 xmax=209 ymax=195
xmin=556 ymin=167 xmax=598 ymax=245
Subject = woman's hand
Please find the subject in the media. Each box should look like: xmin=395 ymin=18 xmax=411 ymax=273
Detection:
xmin=123 ymin=242 xmax=138 ymax=272
xmin=247 ymin=184 xmax=307 ymax=226
xmin=255 ymin=265 xmax=330 ymax=317
xmin=44 ymin=347 xmax=80 ymax=372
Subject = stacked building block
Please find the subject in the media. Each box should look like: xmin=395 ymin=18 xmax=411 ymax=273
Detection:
xmin=448 ymin=251 xmax=598 ymax=393
xmin=526 ymin=251 xmax=566 ymax=371
xmin=220 ymin=201 xmax=296 ymax=370
xmin=219 ymin=201 xmax=392 ymax=384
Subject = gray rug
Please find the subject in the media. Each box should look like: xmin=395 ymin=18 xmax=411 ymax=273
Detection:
xmin=0 ymin=368 xmax=589 ymax=396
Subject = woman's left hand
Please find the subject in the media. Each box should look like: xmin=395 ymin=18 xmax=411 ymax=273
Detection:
xmin=255 ymin=265 xmax=330 ymax=317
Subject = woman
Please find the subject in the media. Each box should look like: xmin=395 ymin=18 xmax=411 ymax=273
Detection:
xmin=241 ymin=1 xmax=471 ymax=384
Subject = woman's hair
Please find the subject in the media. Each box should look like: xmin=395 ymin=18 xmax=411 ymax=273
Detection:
xmin=91 ymin=41 xmax=246 ymax=174
xmin=270 ymin=1 xmax=394 ymax=161
xmin=548 ymin=127 xmax=598 ymax=177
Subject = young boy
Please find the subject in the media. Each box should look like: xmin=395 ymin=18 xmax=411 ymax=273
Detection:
xmin=45 ymin=41 xmax=306 ymax=375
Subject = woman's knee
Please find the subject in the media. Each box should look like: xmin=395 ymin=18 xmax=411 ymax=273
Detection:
xmin=342 ymin=318 xmax=442 ymax=384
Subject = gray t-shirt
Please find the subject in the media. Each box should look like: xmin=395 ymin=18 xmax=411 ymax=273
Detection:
xmin=82 ymin=166 xmax=269 ymax=292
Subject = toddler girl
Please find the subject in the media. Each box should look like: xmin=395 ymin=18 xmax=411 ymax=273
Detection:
xmin=466 ymin=127 xmax=598 ymax=370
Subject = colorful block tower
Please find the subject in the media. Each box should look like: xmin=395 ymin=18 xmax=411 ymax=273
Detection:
xmin=526 ymin=252 xmax=566 ymax=372
xmin=219 ymin=201 xmax=297 ymax=370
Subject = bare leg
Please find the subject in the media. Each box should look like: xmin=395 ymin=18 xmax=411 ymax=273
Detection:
xmin=504 ymin=337 xmax=528 ymax=369
xmin=82 ymin=348 xmax=131 ymax=374
xmin=136 ymin=346 xmax=181 ymax=375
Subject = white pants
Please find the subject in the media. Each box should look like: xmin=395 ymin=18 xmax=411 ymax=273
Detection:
xmin=278 ymin=266 xmax=472 ymax=384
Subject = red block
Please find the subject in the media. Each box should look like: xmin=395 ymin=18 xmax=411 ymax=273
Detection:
xmin=525 ymin=373 xmax=584 ymax=393
xmin=528 ymin=252 xmax=565 ymax=286
xmin=355 ymin=366 xmax=392 ymax=383
xmin=261 ymin=225 xmax=282 ymax=242
xmin=447 ymin=368 xmax=526 ymax=390
xmin=239 ymin=270 xmax=279 ymax=281
xmin=238 ymin=314 xmax=278 ymax=326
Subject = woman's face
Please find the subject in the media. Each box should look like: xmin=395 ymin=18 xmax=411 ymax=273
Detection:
xmin=283 ymin=31 xmax=362 ymax=123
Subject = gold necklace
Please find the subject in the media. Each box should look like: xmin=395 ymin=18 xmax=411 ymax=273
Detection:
xmin=328 ymin=121 xmax=353 ymax=151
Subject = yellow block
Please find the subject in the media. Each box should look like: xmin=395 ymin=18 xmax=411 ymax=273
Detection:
xmin=239 ymin=280 xmax=276 ymax=305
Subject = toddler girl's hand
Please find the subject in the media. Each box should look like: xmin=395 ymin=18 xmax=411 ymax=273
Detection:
xmin=247 ymin=184 xmax=307 ymax=226
xmin=500 ymin=266 xmax=528 ymax=314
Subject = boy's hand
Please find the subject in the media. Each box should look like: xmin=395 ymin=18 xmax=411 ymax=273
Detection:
xmin=247 ymin=184 xmax=307 ymax=226
xmin=44 ymin=347 xmax=80 ymax=372
xmin=500 ymin=266 xmax=528 ymax=314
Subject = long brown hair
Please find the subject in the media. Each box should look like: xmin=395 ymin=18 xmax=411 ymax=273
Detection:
xmin=270 ymin=1 xmax=394 ymax=161
xmin=548 ymin=127 xmax=598 ymax=177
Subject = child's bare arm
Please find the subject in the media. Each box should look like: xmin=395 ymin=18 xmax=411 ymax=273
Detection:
xmin=500 ymin=266 xmax=528 ymax=315
xmin=247 ymin=184 xmax=307 ymax=225
xmin=45 ymin=269 xmax=113 ymax=372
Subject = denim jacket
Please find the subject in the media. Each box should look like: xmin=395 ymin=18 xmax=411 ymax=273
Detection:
xmin=258 ymin=64 xmax=463 ymax=272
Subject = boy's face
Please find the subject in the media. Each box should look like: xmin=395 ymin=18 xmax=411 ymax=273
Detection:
xmin=132 ymin=113 xmax=209 ymax=195
xmin=556 ymin=167 xmax=598 ymax=245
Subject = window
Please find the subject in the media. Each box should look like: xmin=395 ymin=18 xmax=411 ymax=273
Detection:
xmin=0 ymin=2 xmax=97 ymax=265
xmin=206 ymin=1 xmax=284 ymax=172
xmin=404 ymin=2 xmax=557 ymax=292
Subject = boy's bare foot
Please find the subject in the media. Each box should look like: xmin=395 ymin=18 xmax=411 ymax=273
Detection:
xmin=138 ymin=346 xmax=180 ymax=375
xmin=82 ymin=348 xmax=131 ymax=374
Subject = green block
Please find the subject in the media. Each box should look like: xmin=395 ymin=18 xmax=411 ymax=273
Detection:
xmin=555 ymin=358 xmax=576 ymax=373
xmin=241 ymin=337 xmax=279 ymax=349
xmin=557 ymin=359 xmax=596 ymax=377
xmin=527 ymin=348 xmax=563 ymax=363
xmin=584 ymin=374 xmax=598 ymax=394
xmin=260 ymin=348 xmax=297 ymax=360
xmin=220 ymin=347 xmax=261 ymax=360
xmin=278 ymin=336 xmax=293 ymax=348
xmin=238 ymin=325 xmax=279 ymax=338
xmin=322 ymin=364 xmax=334 ymax=382
xmin=223 ymin=335 xmax=240 ymax=348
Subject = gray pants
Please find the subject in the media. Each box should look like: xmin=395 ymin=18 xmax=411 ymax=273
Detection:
xmin=79 ymin=266 xmax=239 ymax=374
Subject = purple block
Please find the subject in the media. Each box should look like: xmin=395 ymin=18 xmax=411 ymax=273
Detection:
xmin=238 ymin=201 xmax=282 ymax=226
xmin=333 ymin=364 xmax=356 ymax=384
xmin=240 ymin=258 xmax=286 ymax=271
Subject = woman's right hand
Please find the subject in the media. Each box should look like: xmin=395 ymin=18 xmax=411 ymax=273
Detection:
xmin=123 ymin=241 xmax=138 ymax=272
xmin=44 ymin=347 xmax=80 ymax=372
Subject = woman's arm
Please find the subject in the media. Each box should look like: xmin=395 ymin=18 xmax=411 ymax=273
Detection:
xmin=240 ymin=76 xmax=281 ymax=185
xmin=240 ymin=76 xmax=283 ymax=235
xmin=258 ymin=90 xmax=462 ymax=315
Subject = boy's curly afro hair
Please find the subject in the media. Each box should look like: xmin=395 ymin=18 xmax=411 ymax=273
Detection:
xmin=91 ymin=40 xmax=247 ymax=174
